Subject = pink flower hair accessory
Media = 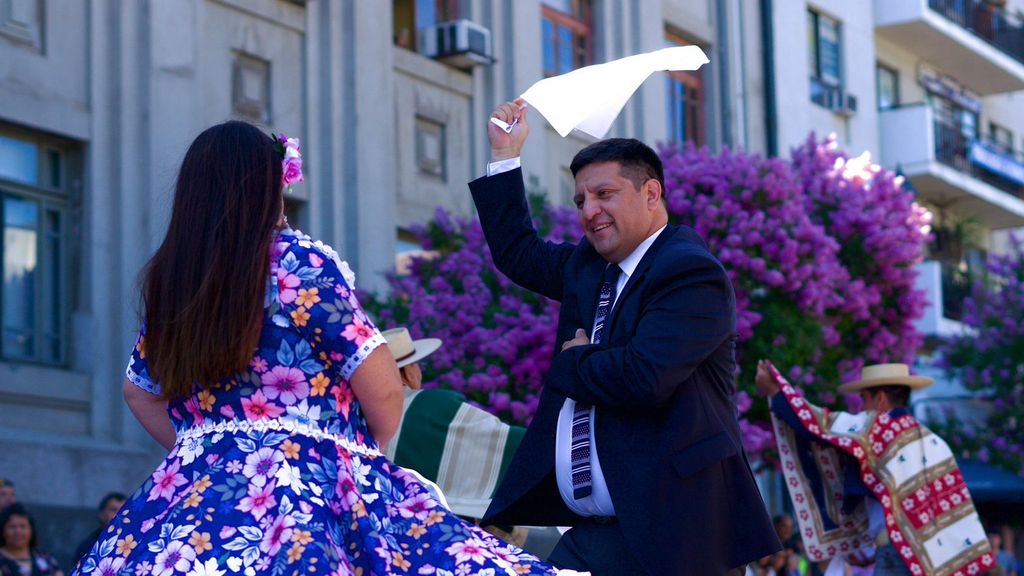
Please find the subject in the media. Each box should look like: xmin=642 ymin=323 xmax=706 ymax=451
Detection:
xmin=272 ymin=133 xmax=304 ymax=192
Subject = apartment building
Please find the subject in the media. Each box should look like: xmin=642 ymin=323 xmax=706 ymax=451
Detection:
xmin=3 ymin=0 xmax=1023 ymax=562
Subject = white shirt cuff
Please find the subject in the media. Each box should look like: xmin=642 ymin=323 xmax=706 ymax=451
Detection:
xmin=486 ymin=157 xmax=521 ymax=177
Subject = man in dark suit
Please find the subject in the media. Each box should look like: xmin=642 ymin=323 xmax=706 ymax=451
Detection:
xmin=471 ymin=101 xmax=780 ymax=575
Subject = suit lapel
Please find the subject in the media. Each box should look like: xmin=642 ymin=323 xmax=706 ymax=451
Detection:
xmin=604 ymin=225 xmax=677 ymax=334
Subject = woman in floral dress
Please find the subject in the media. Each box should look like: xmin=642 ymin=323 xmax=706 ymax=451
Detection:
xmin=72 ymin=121 xmax=564 ymax=576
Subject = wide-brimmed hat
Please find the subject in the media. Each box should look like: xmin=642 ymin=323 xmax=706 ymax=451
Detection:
xmin=836 ymin=363 xmax=934 ymax=394
xmin=382 ymin=327 xmax=442 ymax=368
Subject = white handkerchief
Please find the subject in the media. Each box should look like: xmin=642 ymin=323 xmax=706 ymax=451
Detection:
xmin=520 ymin=46 xmax=709 ymax=139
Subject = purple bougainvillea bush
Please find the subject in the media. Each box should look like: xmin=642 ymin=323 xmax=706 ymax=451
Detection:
xmin=365 ymin=135 xmax=931 ymax=461
xmin=936 ymin=236 xmax=1024 ymax=476
xmin=661 ymin=135 xmax=930 ymax=455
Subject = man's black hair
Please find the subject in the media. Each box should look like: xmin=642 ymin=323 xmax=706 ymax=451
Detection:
xmin=570 ymin=138 xmax=665 ymax=193
xmin=870 ymin=385 xmax=911 ymax=407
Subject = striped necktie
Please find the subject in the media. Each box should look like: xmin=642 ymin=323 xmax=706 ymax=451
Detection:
xmin=570 ymin=263 xmax=620 ymax=500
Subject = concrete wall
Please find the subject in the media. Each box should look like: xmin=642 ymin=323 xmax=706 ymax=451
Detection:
xmin=772 ymin=0 xmax=879 ymax=157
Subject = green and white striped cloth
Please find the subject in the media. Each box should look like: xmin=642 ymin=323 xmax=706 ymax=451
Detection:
xmin=384 ymin=388 xmax=525 ymax=519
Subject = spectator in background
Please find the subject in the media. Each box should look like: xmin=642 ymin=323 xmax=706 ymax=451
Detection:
xmin=990 ymin=531 xmax=1019 ymax=576
xmin=381 ymin=327 xmax=527 ymax=525
xmin=0 ymin=504 xmax=63 ymax=576
xmin=72 ymin=493 xmax=126 ymax=564
xmin=0 ymin=480 xmax=14 ymax=510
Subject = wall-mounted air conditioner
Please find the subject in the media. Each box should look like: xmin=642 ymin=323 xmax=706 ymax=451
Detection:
xmin=418 ymin=19 xmax=493 ymax=70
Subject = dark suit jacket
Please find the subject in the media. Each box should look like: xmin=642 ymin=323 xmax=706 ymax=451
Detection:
xmin=471 ymin=168 xmax=780 ymax=575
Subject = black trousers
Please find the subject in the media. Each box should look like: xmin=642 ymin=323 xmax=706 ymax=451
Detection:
xmin=547 ymin=520 xmax=746 ymax=576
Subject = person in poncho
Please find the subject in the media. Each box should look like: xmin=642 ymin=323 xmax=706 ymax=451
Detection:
xmin=755 ymin=360 xmax=995 ymax=576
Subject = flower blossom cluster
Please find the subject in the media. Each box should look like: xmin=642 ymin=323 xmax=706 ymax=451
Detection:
xmin=274 ymin=134 xmax=304 ymax=191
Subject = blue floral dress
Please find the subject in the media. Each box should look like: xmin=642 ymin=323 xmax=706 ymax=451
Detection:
xmin=73 ymin=228 xmax=558 ymax=576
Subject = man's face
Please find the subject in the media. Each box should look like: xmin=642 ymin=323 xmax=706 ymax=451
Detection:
xmin=99 ymin=498 xmax=126 ymax=524
xmin=0 ymin=485 xmax=15 ymax=509
xmin=574 ymin=161 xmax=660 ymax=264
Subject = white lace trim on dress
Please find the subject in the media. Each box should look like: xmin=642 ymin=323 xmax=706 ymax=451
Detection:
xmin=176 ymin=417 xmax=384 ymax=458
xmin=339 ymin=332 xmax=386 ymax=381
xmin=126 ymin=360 xmax=161 ymax=395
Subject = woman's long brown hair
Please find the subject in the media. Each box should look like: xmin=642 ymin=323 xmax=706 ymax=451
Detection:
xmin=142 ymin=121 xmax=283 ymax=400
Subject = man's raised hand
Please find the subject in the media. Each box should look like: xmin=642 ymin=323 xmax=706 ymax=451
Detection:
xmin=488 ymin=99 xmax=530 ymax=162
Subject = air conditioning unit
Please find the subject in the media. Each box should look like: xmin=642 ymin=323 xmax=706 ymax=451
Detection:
xmin=823 ymin=90 xmax=857 ymax=117
xmin=418 ymin=19 xmax=493 ymax=70
xmin=835 ymin=92 xmax=857 ymax=117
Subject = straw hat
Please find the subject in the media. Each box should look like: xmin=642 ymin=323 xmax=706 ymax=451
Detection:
xmin=382 ymin=327 xmax=442 ymax=368
xmin=836 ymin=363 xmax=934 ymax=394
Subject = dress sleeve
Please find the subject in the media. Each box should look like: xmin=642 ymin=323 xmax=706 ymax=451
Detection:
xmin=125 ymin=327 xmax=161 ymax=395
xmin=275 ymin=241 xmax=386 ymax=382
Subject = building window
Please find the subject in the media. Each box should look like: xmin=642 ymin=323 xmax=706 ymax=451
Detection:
xmin=0 ymin=129 xmax=74 ymax=365
xmin=415 ymin=116 xmax=446 ymax=180
xmin=232 ymin=52 xmax=271 ymax=123
xmin=542 ymin=0 xmax=592 ymax=77
xmin=808 ymin=10 xmax=842 ymax=108
xmin=394 ymin=0 xmax=461 ymax=50
xmin=989 ymin=122 xmax=1014 ymax=153
xmin=876 ymin=64 xmax=899 ymax=110
xmin=0 ymin=0 xmax=44 ymax=52
xmin=665 ymin=33 xmax=705 ymax=145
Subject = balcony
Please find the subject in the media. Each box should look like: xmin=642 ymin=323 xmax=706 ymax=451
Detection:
xmin=879 ymin=104 xmax=1024 ymax=229
xmin=875 ymin=0 xmax=1024 ymax=94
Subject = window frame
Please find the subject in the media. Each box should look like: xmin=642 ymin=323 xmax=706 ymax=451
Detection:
xmin=876 ymin=63 xmax=900 ymax=111
xmin=393 ymin=0 xmax=461 ymax=50
xmin=988 ymin=121 xmax=1014 ymax=153
xmin=541 ymin=0 xmax=593 ymax=77
xmin=808 ymin=9 xmax=843 ymax=109
xmin=664 ymin=31 xmax=705 ymax=146
xmin=0 ymin=126 xmax=74 ymax=367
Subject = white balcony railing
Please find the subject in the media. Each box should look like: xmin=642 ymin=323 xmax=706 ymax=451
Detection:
xmin=880 ymin=104 xmax=1024 ymax=229
xmin=875 ymin=0 xmax=1024 ymax=94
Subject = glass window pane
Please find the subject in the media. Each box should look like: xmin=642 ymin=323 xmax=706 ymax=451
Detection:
xmin=666 ymin=78 xmax=686 ymax=143
xmin=0 ymin=135 xmax=39 ymax=186
xmin=558 ymin=25 xmax=573 ymax=73
xmin=819 ymin=16 xmax=841 ymax=86
xmin=877 ymin=66 xmax=897 ymax=110
xmin=4 ymin=195 xmax=39 ymax=359
xmin=46 ymin=149 xmax=62 ymax=189
xmin=543 ymin=18 xmax=555 ymax=73
xmin=46 ymin=206 xmax=61 ymax=358
xmin=416 ymin=0 xmax=437 ymax=28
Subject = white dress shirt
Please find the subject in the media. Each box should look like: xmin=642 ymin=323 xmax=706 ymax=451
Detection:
xmin=486 ymin=157 xmax=666 ymax=516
